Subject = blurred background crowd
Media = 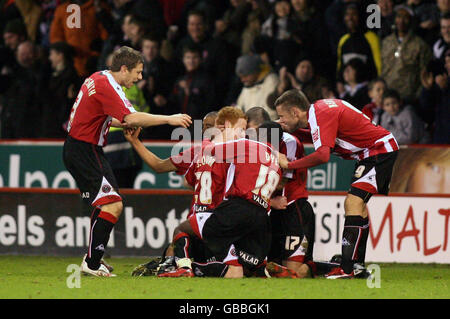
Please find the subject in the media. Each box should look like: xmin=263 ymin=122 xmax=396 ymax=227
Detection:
xmin=0 ymin=0 xmax=449 ymax=145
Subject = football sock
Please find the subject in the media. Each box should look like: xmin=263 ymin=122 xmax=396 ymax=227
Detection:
xmin=191 ymin=262 xmax=229 ymax=277
xmin=356 ymin=217 xmax=370 ymax=265
xmin=341 ymin=215 xmax=366 ymax=274
xmin=173 ymin=232 xmax=191 ymax=268
xmin=86 ymin=211 xmax=117 ymax=270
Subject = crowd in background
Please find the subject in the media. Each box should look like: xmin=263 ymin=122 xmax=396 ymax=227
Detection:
xmin=0 ymin=0 xmax=449 ymax=145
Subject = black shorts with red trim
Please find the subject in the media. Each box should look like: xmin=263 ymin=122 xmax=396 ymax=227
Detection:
xmin=269 ymin=198 xmax=313 ymax=264
xmin=189 ymin=197 xmax=271 ymax=269
xmin=349 ymin=150 xmax=398 ymax=202
xmin=63 ymin=136 xmax=122 ymax=207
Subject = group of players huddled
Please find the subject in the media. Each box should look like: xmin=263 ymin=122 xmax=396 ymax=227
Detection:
xmin=63 ymin=46 xmax=399 ymax=280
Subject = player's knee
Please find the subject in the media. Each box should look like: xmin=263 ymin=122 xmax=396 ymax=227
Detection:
xmin=224 ymin=265 xmax=243 ymax=278
xmin=344 ymin=194 xmax=365 ymax=216
xmin=101 ymin=201 xmax=123 ymax=218
xmin=286 ymin=261 xmax=310 ymax=278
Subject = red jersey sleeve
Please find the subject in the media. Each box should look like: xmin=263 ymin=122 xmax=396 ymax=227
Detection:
xmin=308 ymin=100 xmax=340 ymax=150
xmin=94 ymin=73 xmax=136 ymax=122
xmin=170 ymin=145 xmax=196 ymax=175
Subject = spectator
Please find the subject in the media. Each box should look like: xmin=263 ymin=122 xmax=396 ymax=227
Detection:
xmin=0 ymin=0 xmax=23 ymax=38
xmin=169 ymin=43 xmax=216 ymax=127
xmin=1 ymin=19 xmax=27 ymax=74
xmin=362 ymin=77 xmax=387 ymax=125
xmin=381 ymin=4 xmax=432 ymax=103
xmin=235 ymin=54 xmax=279 ymax=120
xmin=138 ymin=33 xmax=176 ymax=139
xmin=0 ymin=41 xmax=41 ymax=138
xmin=433 ymin=13 xmax=450 ymax=65
xmin=241 ymin=3 xmax=265 ymax=55
xmin=2 ymin=18 xmax=27 ymax=53
xmin=261 ymin=0 xmax=302 ymax=71
xmin=268 ymin=58 xmax=328 ymax=106
xmin=377 ymin=0 xmax=395 ymax=40
xmin=407 ymin=0 xmax=441 ymax=45
xmin=175 ymin=10 xmax=234 ymax=105
xmin=437 ymin=0 xmax=450 ymax=15
xmin=338 ymin=58 xmax=371 ymax=109
xmin=38 ymin=0 xmax=62 ymax=49
xmin=14 ymin=0 xmax=42 ymax=42
xmin=291 ymin=0 xmax=332 ymax=77
xmin=50 ymin=0 xmax=108 ymax=77
xmin=380 ymin=88 xmax=427 ymax=145
xmin=336 ymin=2 xmax=381 ymax=81
xmin=40 ymin=42 xmax=81 ymax=138
xmin=139 ymin=33 xmax=175 ymax=114
xmin=419 ymin=49 xmax=450 ymax=144
xmin=214 ymin=0 xmax=252 ymax=54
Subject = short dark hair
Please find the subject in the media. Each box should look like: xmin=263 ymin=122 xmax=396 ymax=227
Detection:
xmin=382 ymin=88 xmax=401 ymax=102
xmin=274 ymin=89 xmax=311 ymax=111
xmin=368 ymin=77 xmax=386 ymax=91
xmin=141 ymin=32 xmax=162 ymax=47
xmin=343 ymin=58 xmax=368 ymax=83
xmin=188 ymin=9 xmax=206 ymax=22
xmin=49 ymin=41 xmax=74 ymax=64
xmin=245 ymin=107 xmax=271 ymax=126
xmin=182 ymin=43 xmax=202 ymax=57
xmin=257 ymin=121 xmax=283 ymax=150
xmin=110 ymin=46 xmax=144 ymax=72
xmin=441 ymin=12 xmax=450 ymax=21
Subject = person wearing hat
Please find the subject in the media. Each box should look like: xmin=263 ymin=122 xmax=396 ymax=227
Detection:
xmin=3 ymin=18 xmax=27 ymax=52
xmin=381 ymin=4 xmax=432 ymax=103
xmin=235 ymin=54 xmax=279 ymax=120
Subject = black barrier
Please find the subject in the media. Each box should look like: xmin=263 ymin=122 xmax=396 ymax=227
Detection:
xmin=0 ymin=189 xmax=193 ymax=256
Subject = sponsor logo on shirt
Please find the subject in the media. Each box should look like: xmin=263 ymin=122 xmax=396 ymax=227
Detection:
xmin=312 ymin=128 xmax=319 ymax=143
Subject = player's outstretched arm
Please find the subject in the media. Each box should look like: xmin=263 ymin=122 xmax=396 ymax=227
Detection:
xmin=280 ymin=146 xmax=331 ymax=170
xmin=124 ymin=128 xmax=177 ymax=173
xmin=123 ymin=112 xmax=192 ymax=128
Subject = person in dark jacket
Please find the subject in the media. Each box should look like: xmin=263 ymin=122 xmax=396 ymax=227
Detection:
xmin=174 ymin=10 xmax=233 ymax=105
xmin=169 ymin=43 xmax=216 ymax=139
xmin=40 ymin=41 xmax=81 ymax=138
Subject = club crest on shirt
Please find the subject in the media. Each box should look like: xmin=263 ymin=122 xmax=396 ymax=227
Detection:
xmin=102 ymin=185 xmax=111 ymax=193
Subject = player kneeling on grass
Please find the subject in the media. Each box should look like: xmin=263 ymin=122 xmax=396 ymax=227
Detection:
xmin=158 ymin=122 xmax=298 ymax=279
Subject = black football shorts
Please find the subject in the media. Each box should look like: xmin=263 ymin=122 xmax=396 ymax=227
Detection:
xmin=63 ymin=136 xmax=122 ymax=207
xmin=349 ymin=151 xmax=399 ymax=202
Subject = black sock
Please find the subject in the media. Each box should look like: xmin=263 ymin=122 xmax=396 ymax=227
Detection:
xmin=341 ymin=216 xmax=366 ymax=274
xmin=173 ymin=232 xmax=191 ymax=261
xmin=86 ymin=211 xmax=117 ymax=270
xmin=191 ymin=262 xmax=229 ymax=277
xmin=356 ymin=217 xmax=370 ymax=266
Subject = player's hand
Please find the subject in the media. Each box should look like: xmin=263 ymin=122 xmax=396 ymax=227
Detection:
xmin=168 ymin=113 xmax=192 ymax=128
xmin=278 ymin=153 xmax=289 ymax=169
xmin=270 ymin=196 xmax=288 ymax=210
xmin=124 ymin=126 xmax=141 ymax=142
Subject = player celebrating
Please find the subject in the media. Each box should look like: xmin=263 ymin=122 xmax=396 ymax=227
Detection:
xmin=127 ymin=107 xmax=246 ymax=276
xmin=275 ymin=89 xmax=399 ymax=279
xmin=63 ymin=46 xmax=191 ymax=277
xmin=161 ymin=121 xmax=296 ymax=279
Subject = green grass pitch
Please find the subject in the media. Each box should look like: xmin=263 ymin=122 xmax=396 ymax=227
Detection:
xmin=0 ymin=256 xmax=449 ymax=299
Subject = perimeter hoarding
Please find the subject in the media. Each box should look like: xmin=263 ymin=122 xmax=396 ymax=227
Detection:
xmin=0 ymin=189 xmax=448 ymax=264
xmin=0 ymin=141 xmax=352 ymax=191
